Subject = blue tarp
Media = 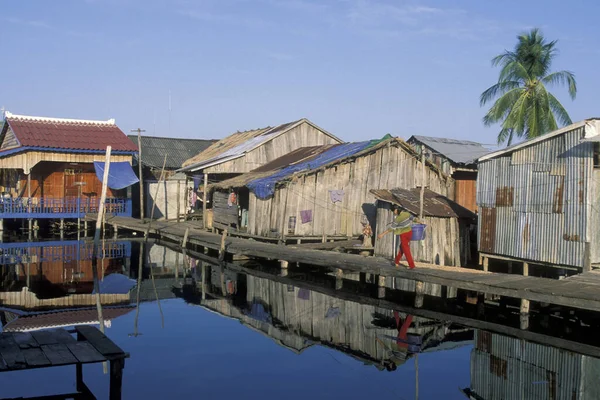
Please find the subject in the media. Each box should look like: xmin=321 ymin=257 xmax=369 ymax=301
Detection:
xmin=93 ymin=273 xmax=137 ymax=294
xmin=247 ymin=140 xmax=376 ymax=200
xmin=94 ymin=161 xmax=139 ymax=190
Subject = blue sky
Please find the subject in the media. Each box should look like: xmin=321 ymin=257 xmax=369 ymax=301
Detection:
xmin=1 ymin=0 xmax=599 ymax=146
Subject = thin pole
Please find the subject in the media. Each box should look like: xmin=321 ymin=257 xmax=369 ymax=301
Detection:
xmin=131 ymin=128 xmax=146 ymax=220
xmin=415 ymin=353 xmax=419 ymax=400
xmin=92 ymin=146 xmax=111 ymax=335
xmin=144 ymin=154 xmax=167 ymax=328
xmin=419 ymin=150 xmax=426 ymax=219
xmin=132 ymin=241 xmax=144 ymax=337
xmin=203 ymin=173 xmax=208 ymax=229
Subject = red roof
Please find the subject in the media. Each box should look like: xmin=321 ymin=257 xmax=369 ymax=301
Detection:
xmin=4 ymin=113 xmax=138 ymax=152
xmin=3 ymin=307 xmax=135 ymax=332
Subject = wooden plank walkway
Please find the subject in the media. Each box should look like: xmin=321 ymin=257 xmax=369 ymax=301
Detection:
xmin=91 ymin=215 xmax=600 ymax=312
xmin=0 ymin=326 xmax=128 ymax=399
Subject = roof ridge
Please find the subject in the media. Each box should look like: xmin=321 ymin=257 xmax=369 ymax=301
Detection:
xmin=127 ymin=134 xmax=217 ymax=141
xmin=5 ymin=111 xmax=115 ymax=125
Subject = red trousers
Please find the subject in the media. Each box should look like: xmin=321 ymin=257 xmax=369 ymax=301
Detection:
xmin=395 ymin=231 xmax=415 ymax=268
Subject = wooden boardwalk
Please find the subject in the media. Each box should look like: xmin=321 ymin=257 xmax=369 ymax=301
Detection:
xmin=0 ymin=326 xmax=128 ymax=399
xmin=91 ymin=215 xmax=600 ymax=312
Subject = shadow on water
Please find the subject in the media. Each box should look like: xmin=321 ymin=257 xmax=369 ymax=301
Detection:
xmin=1 ymin=236 xmax=600 ymax=398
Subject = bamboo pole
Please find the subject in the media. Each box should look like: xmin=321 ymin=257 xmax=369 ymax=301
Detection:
xmin=419 ymin=150 xmax=425 ymax=219
xmin=91 ymin=146 xmax=111 ymax=335
xmin=202 ymin=173 xmax=208 ymax=229
xmin=132 ymin=241 xmax=144 ymax=337
xmin=133 ymin=128 xmax=146 ymax=220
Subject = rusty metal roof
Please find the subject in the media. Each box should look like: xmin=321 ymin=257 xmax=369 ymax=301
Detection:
xmin=370 ymin=188 xmax=476 ymax=219
xmin=210 ymin=145 xmax=336 ymax=191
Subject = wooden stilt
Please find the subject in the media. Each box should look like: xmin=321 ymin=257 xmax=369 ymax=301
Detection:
xmin=109 ymin=359 xmax=124 ymax=400
xmin=203 ymin=173 xmax=208 ymax=229
xmin=176 ymin=179 xmax=181 ymax=222
xmin=482 ymin=257 xmax=489 ymax=272
xmin=219 ymin=229 xmax=228 ymax=262
xmin=415 ymin=280 xmax=425 ymax=308
xmin=523 ymin=262 xmax=529 ymax=276
xmin=377 ymin=275 xmax=385 ymax=298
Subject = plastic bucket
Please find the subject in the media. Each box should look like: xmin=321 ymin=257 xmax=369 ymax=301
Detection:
xmin=411 ymin=224 xmax=426 ymax=241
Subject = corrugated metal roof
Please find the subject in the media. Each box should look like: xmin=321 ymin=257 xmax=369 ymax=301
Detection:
xmin=371 ymin=187 xmax=476 ymax=219
xmin=127 ymin=135 xmax=216 ymax=170
xmin=409 ymin=135 xmax=491 ymax=165
xmin=479 ymin=118 xmax=600 ymax=161
xmin=3 ymin=113 xmax=138 ymax=152
xmin=210 ymin=145 xmax=336 ymax=190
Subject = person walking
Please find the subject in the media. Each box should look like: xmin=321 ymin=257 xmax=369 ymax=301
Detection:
xmin=377 ymin=206 xmax=416 ymax=269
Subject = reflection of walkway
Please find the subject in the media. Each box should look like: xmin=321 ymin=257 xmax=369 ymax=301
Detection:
xmin=0 ymin=287 xmax=131 ymax=309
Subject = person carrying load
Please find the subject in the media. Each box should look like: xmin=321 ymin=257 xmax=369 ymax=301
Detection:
xmin=377 ymin=205 xmax=416 ymax=269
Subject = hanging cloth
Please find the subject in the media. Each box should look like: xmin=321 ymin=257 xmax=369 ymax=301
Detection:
xmin=329 ymin=190 xmax=344 ymax=203
xmin=300 ymin=210 xmax=312 ymax=224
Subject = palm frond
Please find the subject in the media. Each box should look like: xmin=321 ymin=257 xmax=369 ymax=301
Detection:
xmin=541 ymin=70 xmax=577 ymax=99
xmin=497 ymin=60 xmax=531 ymax=83
xmin=547 ymin=92 xmax=573 ymax=127
xmin=497 ymin=128 xmax=515 ymax=146
xmin=480 ymin=81 xmax=521 ymax=106
xmin=482 ymin=88 xmax=523 ymax=126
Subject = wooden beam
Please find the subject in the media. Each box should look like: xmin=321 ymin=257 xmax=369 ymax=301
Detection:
xmin=203 ymin=173 xmax=208 ymax=229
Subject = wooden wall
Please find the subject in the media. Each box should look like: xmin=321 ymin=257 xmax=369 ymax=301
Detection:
xmin=205 ymin=121 xmax=341 ymax=174
xmin=0 ymin=151 xmax=132 ymax=175
xmin=3 ymin=161 xmax=125 ymax=200
xmin=248 ymin=141 xmax=453 ymax=238
xmin=373 ymin=201 xmax=470 ymax=267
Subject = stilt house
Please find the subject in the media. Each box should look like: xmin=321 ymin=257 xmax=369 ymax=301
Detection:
xmin=178 ymin=118 xmax=343 ymax=223
xmin=0 ymin=112 xmax=138 ymax=225
xmin=476 ymin=119 xmax=600 ymax=272
xmin=210 ymin=136 xmax=455 ymax=241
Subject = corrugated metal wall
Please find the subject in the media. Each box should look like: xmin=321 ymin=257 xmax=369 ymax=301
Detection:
xmin=477 ymin=126 xmax=595 ymax=268
xmin=470 ymin=330 xmax=600 ymax=400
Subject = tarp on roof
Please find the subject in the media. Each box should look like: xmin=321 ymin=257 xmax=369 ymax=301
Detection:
xmin=247 ymin=135 xmax=391 ymax=200
xmin=94 ymin=161 xmax=139 ymax=190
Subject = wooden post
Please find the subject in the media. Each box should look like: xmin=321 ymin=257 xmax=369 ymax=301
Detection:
xmin=91 ymin=146 xmax=112 ymax=335
xmin=520 ymin=298 xmax=530 ymax=330
xmin=377 ymin=275 xmax=385 ymax=298
xmin=584 ymin=243 xmax=591 ymax=272
xmin=507 ymin=261 xmax=513 ymax=274
xmin=322 ymin=191 xmax=328 ymax=243
xmin=26 ymin=172 xmax=32 ymax=238
xmin=419 ymin=150 xmax=425 ymax=219
xmin=176 ymin=179 xmax=181 ymax=222
xmin=182 ymin=227 xmax=190 ymax=248
xmin=335 ymin=268 xmax=343 ymax=290
xmin=201 ymin=262 xmax=206 ymax=301
xmin=415 ymin=280 xmax=425 ymax=308
xmin=133 ymin=241 xmax=144 ymax=337
xmin=203 ymin=173 xmax=208 ymax=229
xmin=482 ymin=257 xmax=489 ymax=272
xmin=523 ymin=262 xmax=529 ymax=276
xmin=76 ymin=363 xmax=84 ymax=392
xmin=219 ymin=229 xmax=228 ymax=262
xmin=134 ymin=128 xmax=145 ymax=220
xmin=280 ymin=187 xmax=289 ymax=245
xmin=280 ymin=260 xmax=289 ymax=269
xmin=109 ymin=359 xmax=124 ymax=400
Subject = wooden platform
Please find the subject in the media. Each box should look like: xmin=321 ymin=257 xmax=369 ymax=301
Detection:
xmin=0 ymin=326 xmax=128 ymax=400
xmin=89 ymin=215 xmax=600 ymax=313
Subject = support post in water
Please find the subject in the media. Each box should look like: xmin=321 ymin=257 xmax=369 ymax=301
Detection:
xmin=520 ymin=298 xmax=530 ymax=330
xmin=377 ymin=275 xmax=386 ymax=298
xmin=219 ymin=229 xmax=228 ymax=262
xmin=335 ymin=269 xmax=343 ymax=290
xmin=482 ymin=257 xmax=489 ymax=272
xmin=415 ymin=280 xmax=425 ymax=308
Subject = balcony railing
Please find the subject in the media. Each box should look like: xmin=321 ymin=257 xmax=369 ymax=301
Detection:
xmin=0 ymin=198 xmax=132 ymax=219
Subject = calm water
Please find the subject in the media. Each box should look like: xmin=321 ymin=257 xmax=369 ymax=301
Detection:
xmin=0 ymin=238 xmax=598 ymax=399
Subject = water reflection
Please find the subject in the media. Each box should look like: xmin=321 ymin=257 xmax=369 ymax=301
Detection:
xmin=0 ymin=239 xmax=600 ymax=399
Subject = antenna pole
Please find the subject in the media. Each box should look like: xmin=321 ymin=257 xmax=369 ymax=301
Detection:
xmin=131 ymin=128 xmax=146 ymax=220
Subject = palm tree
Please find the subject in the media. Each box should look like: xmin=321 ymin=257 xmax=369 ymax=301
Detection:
xmin=480 ymin=28 xmax=577 ymax=146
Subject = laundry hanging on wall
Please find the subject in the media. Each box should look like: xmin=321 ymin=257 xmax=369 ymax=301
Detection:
xmin=329 ymin=189 xmax=344 ymax=203
xmin=300 ymin=210 xmax=312 ymax=224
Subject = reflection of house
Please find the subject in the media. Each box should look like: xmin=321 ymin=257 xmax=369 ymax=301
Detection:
xmin=0 ymin=240 xmax=131 ymax=303
xmin=127 ymin=135 xmax=216 ymax=219
xmin=0 ymin=306 xmax=135 ymax=332
xmin=465 ymin=330 xmax=600 ymax=400
xmin=477 ymin=119 xmax=600 ymax=271
xmin=211 ymin=137 xmax=453 ymax=239
xmin=197 ymin=265 xmax=471 ymax=370
xmin=0 ymin=112 xmax=138 ymax=221
xmin=371 ymin=188 xmax=476 ymax=266
xmin=178 ymin=119 xmax=343 ymax=224
xmin=407 ymin=136 xmax=490 ymax=213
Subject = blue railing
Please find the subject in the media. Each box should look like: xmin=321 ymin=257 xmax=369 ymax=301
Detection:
xmin=0 ymin=198 xmax=132 ymax=219
xmin=0 ymin=240 xmax=132 ymax=264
